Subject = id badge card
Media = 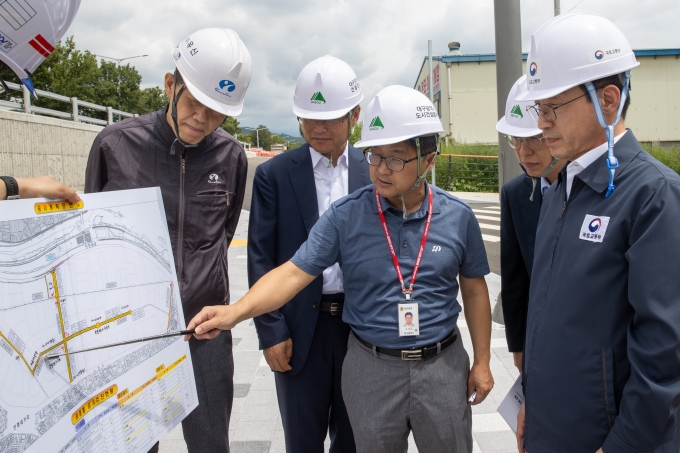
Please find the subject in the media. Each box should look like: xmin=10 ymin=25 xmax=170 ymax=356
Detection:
xmin=398 ymin=302 xmax=419 ymax=337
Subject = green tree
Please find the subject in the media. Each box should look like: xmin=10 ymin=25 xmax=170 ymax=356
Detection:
xmin=239 ymin=134 xmax=253 ymax=145
xmin=0 ymin=36 xmax=100 ymax=112
xmin=269 ymin=134 xmax=286 ymax=150
xmin=96 ymin=60 xmax=143 ymax=114
xmin=285 ymin=139 xmax=304 ymax=150
xmin=249 ymin=125 xmax=269 ymax=149
xmin=349 ymin=123 xmax=362 ymax=146
xmin=138 ymin=87 xmax=168 ymax=113
xmin=0 ymin=36 xmax=167 ymax=118
xmin=248 ymin=125 xmax=290 ymax=150
xmin=221 ymin=117 xmax=241 ymax=136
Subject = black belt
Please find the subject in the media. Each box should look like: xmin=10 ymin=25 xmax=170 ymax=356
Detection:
xmin=353 ymin=330 xmax=457 ymax=361
xmin=320 ymin=294 xmax=344 ymax=315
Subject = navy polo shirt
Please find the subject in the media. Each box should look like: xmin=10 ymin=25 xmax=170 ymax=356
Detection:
xmin=291 ymin=183 xmax=489 ymax=349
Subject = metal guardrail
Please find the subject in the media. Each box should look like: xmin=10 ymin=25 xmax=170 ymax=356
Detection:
xmin=429 ymin=153 xmax=499 ymax=193
xmin=0 ymin=81 xmax=136 ymax=126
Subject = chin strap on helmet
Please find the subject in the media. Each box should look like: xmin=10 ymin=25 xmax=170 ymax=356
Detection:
xmin=584 ymin=71 xmax=631 ymax=198
xmin=327 ymin=109 xmax=355 ymax=168
xmin=529 ymin=157 xmax=560 ymax=201
xmin=395 ymin=135 xmax=440 ymax=219
xmin=328 ymin=108 xmax=357 ymax=168
xmin=170 ymin=70 xmax=200 ymax=156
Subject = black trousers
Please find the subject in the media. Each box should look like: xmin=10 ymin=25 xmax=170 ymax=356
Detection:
xmin=149 ymin=331 xmax=234 ymax=453
xmin=275 ymin=310 xmax=356 ymax=453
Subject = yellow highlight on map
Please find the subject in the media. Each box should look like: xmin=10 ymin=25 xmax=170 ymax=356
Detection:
xmin=35 ymin=200 xmax=84 ymax=215
xmin=72 ymin=384 xmax=118 ymax=425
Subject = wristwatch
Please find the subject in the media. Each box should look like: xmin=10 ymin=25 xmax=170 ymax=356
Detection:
xmin=0 ymin=176 xmax=19 ymax=200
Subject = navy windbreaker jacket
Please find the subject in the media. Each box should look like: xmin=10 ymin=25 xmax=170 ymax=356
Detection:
xmin=524 ymin=131 xmax=680 ymax=453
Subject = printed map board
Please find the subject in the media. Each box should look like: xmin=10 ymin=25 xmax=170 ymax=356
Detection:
xmin=0 ymin=188 xmax=197 ymax=453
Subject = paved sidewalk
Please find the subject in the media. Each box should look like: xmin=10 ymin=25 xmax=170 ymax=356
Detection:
xmin=450 ymin=192 xmax=500 ymax=205
xmin=159 ymin=211 xmax=519 ymax=453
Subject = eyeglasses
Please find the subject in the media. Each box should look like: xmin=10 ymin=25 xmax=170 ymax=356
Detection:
xmin=298 ymin=114 xmax=349 ymax=129
xmin=506 ymin=135 xmax=545 ymax=152
xmin=526 ymin=93 xmax=587 ymax=122
xmin=364 ymin=151 xmax=418 ymax=172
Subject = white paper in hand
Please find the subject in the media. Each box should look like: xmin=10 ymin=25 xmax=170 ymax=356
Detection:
xmin=497 ymin=375 xmax=525 ymax=433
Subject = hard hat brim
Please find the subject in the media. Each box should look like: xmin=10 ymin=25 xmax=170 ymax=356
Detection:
xmin=181 ymin=71 xmax=244 ymax=117
xmin=495 ymin=116 xmax=543 ymax=138
xmin=516 ymin=61 xmax=641 ymax=102
xmin=354 ymin=130 xmax=443 ymax=149
xmin=292 ymin=97 xmax=363 ymax=120
xmin=515 ymin=84 xmax=580 ymax=102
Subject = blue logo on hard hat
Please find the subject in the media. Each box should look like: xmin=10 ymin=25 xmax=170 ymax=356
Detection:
xmin=529 ymin=62 xmax=538 ymax=77
xmin=220 ymin=80 xmax=236 ymax=92
xmin=589 ymin=218 xmax=602 ymax=233
xmin=595 ymin=50 xmax=604 ymax=60
xmin=215 ymin=80 xmax=236 ymax=97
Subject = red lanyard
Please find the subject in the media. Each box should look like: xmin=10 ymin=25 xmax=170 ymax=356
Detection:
xmin=375 ymin=186 xmax=433 ymax=300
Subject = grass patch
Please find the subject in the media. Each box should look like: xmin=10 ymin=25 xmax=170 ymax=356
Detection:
xmin=429 ymin=143 xmax=499 ymax=192
xmin=441 ymin=143 xmax=498 ymax=156
xmin=428 ymin=143 xmax=680 ymax=193
xmin=643 ymin=145 xmax=680 ymax=175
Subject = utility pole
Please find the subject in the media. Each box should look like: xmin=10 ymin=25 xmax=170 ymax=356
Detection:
xmin=255 ymin=127 xmax=266 ymax=149
xmin=493 ymin=0 xmax=524 ymax=191
xmin=428 ymin=40 xmax=436 ymax=187
xmin=554 ymin=0 xmax=561 ymax=15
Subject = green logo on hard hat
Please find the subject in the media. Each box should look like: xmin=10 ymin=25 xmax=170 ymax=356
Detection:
xmin=369 ymin=116 xmax=384 ymax=131
xmin=310 ymin=92 xmax=326 ymax=104
xmin=510 ymin=105 xmax=523 ymax=119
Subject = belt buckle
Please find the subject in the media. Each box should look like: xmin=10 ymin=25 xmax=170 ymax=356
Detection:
xmin=329 ymin=302 xmax=342 ymax=315
xmin=401 ymin=349 xmax=422 ymax=361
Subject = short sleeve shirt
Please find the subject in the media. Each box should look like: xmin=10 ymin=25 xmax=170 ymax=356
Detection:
xmin=291 ymin=183 xmax=489 ymax=349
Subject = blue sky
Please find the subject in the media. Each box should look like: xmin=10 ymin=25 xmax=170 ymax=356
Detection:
xmin=68 ymin=0 xmax=679 ymax=135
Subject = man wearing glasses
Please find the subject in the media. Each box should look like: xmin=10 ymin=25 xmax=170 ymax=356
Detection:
xmin=514 ymin=12 xmax=680 ymax=453
xmin=248 ymin=55 xmax=369 ymax=452
xmin=191 ymin=85 xmax=494 ymax=453
xmin=496 ymin=76 xmax=565 ymax=372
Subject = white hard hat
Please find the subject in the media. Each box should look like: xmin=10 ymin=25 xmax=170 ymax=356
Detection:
xmin=496 ymin=75 xmax=542 ymax=138
xmin=292 ymin=55 xmax=363 ymax=120
xmin=171 ymin=28 xmax=252 ymax=116
xmin=516 ymin=12 xmax=639 ymax=102
xmin=355 ymin=85 xmax=444 ymax=149
xmin=0 ymin=0 xmax=81 ymax=96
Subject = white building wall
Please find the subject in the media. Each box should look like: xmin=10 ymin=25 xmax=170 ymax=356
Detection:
xmin=0 ymin=111 xmax=103 ymax=192
xmin=625 ymin=56 xmax=680 ymax=144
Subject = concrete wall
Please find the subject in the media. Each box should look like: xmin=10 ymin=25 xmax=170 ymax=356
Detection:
xmin=0 ymin=110 xmax=102 ymax=192
xmin=416 ymin=54 xmax=680 ymax=145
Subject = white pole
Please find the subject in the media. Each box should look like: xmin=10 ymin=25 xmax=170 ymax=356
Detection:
xmin=447 ymin=63 xmax=453 ymax=146
xmin=554 ymin=0 xmax=560 ymax=15
xmin=71 ymin=97 xmax=79 ymax=122
xmin=22 ymin=85 xmax=31 ymax=114
xmin=428 ymin=40 xmax=436 ymax=188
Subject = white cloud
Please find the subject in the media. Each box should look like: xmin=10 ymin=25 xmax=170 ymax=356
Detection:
xmin=67 ymin=0 xmax=679 ymax=135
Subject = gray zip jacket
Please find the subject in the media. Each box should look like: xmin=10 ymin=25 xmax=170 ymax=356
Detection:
xmin=85 ymin=108 xmax=247 ymax=320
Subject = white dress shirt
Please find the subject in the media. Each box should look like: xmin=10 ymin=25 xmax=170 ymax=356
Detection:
xmin=310 ymin=144 xmax=349 ymax=294
xmin=566 ymin=131 xmax=627 ymax=199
